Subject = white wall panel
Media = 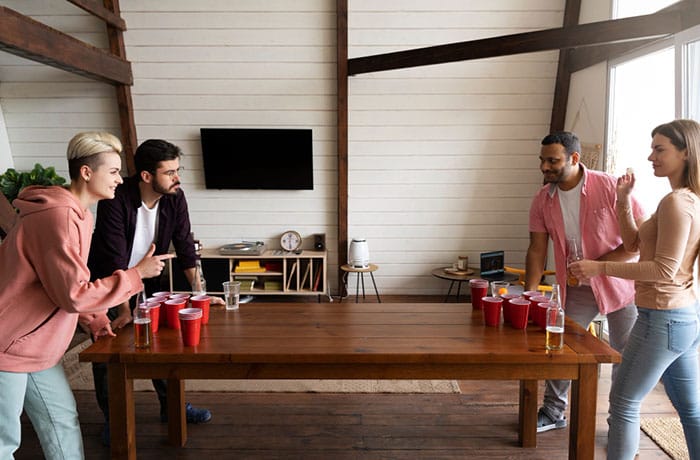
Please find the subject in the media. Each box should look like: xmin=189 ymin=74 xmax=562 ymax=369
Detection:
xmin=0 ymin=0 xmax=599 ymax=296
xmin=347 ymin=2 xmax=563 ymax=294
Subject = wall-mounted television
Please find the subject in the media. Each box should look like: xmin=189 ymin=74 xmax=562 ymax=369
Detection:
xmin=200 ymin=128 xmax=313 ymax=190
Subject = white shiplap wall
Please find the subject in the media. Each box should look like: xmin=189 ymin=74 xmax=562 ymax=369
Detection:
xmin=347 ymin=1 xmax=563 ymax=294
xmin=0 ymin=1 xmax=585 ymax=295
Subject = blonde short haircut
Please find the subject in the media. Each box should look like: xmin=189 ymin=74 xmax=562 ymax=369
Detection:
xmin=66 ymin=132 xmax=122 ymax=180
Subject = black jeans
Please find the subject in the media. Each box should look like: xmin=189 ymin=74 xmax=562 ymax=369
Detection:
xmin=92 ymin=296 xmax=169 ymax=420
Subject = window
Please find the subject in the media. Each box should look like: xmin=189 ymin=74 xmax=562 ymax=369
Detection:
xmin=606 ymin=1 xmax=699 ymax=211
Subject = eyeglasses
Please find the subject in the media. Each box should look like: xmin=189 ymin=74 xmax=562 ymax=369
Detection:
xmin=154 ymin=166 xmax=184 ymax=178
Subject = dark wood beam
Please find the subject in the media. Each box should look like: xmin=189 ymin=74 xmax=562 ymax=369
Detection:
xmin=66 ymin=0 xmax=126 ymax=30
xmin=549 ymin=0 xmax=581 ymax=132
xmin=337 ymin=0 xmax=349 ymax=294
xmin=103 ymin=0 xmax=137 ymax=174
xmin=567 ymin=39 xmax=659 ymax=73
xmin=0 ymin=6 xmax=132 ymax=85
xmin=348 ymin=8 xmax=692 ymax=76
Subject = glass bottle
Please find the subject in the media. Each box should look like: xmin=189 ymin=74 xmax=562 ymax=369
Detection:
xmin=566 ymin=237 xmax=583 ymax=287
xmin=545 ymin=283 xmax=565 ymax=351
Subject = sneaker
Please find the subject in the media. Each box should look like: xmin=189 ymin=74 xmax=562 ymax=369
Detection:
xmin=537 ymin=408 xmax=567 ymax=433
xmin=160 ymin=402 xmax=212 ymax=424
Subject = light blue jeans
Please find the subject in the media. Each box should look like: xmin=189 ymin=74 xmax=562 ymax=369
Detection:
xmin=542 ymin=285 xmax=638 ymax=420
xmin=0 ymin=363 xmax=84 ymax=460
xmin=607 ymin=303 xmax=700 ymax=460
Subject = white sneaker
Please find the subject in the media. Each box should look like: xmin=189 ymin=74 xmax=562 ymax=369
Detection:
xmin=537 ymin=408 xmax=567 ymax=433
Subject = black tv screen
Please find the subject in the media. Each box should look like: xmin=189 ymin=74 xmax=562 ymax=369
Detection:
xmin=200 ymin=128 xmax=313 ymax=190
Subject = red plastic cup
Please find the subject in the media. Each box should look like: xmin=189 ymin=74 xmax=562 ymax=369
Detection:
xmin=178 ymin=308 xmax=203 ymax=346
xmin=509 ymin=298 xmax=530 ymax=329
xmin=164 ymin=298 xmax=187 ymax=330
xmin=481 ymin=296 xmax=503 ymax=327
xmin=501 ymin=293 xmax=521 ymax=324
xmin=139 ymin=301 xmax=161 ymax=334
xmin=190 ymin=295 xmax=211 ymax=325
xmin=530 ymin=295 xmax=549 ymax=328
xmin=522 ymin=290 xmax=542 ymax=301
xmin=148 ymin=296 xmax=169 ymax=328
xmin=152 ymin=291 xmax=171 ymax=298
xmin=469 ymin=279 xmax=489 ymax=310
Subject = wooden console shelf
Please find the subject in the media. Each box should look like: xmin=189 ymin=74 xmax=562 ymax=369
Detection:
xmin=168 ymin=248 xmax=327 ymax=296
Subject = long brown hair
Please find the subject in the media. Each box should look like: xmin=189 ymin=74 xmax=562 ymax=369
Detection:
xmin=651 ymin=119 xmax=700 ymax=195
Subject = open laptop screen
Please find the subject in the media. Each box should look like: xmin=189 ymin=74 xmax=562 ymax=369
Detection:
xmin=480 ymin=251 xmax=505 ymax=277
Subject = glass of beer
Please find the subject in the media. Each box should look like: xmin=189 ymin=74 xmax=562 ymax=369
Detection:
xmin=134 ymin=305 xmax=152 ymax=348
xmin=566 ymin=237 xmax=583 ymax=287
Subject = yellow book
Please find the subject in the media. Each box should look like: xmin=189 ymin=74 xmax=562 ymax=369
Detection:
xmin=238 ymin=260 xmax=261 ymax=269
xmin=234 ymin=266 xmax=266 ymax=273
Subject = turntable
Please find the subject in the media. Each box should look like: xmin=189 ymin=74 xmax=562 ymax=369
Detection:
xmin=219 ymin=241 xmax=265 ymax=256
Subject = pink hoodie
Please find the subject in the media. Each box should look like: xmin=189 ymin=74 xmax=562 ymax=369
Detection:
xmin=0 ymin=186 xmax=143 ymax=372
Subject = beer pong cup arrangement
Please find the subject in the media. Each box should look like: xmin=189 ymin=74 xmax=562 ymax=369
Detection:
xmin=164 ymin=298 xmax=187 ymax=330
xmin=178 ymin=308 xmax=203 ymax=346
xmin=190 ymin=295 xmax=211 ymax=324
xmin=481 ymin=296 xmax=503 ymax=327
xmin=500 ymin=293 xmax=521 ymax=324
xmin=509 ymin=298 xmax=530 ymax=329
xmin=530 ymin=295 xmax=550 ymax=329
xmin=469 ymin=279 xmax=489 ymax=310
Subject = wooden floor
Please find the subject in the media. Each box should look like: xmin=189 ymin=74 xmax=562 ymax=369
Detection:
xmin=16 ymin=296 xmax=679 ymax=459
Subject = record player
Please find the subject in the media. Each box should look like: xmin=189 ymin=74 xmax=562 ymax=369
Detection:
xmin=219 ymin=241 xmax=265 ymax=256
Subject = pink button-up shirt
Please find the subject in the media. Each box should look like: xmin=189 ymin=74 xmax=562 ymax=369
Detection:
xmin=528 ymin=166 xmax=645 ymax=314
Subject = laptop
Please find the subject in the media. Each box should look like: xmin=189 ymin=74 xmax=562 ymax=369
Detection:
xmin=480 ymin=251 xmax=507 ymax=281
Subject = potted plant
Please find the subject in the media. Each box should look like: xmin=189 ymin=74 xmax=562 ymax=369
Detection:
xmin=1 ymin=163 xmax=67 ymax=204
xmin=0 ymin=163 xmax=67 ymax=237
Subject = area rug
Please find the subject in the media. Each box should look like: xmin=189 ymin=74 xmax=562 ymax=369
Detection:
xmin=641 ymin=417 xmax=689 ymax=460
xmin=62 ymin=339 xmax=460 ymax=393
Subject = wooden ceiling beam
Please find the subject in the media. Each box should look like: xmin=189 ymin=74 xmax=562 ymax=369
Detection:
xmin=549 ymin=0 xmax=581 ymax=132
xmin=567 ymin=39 xmax=661 ymax=73
xmin=348 ymin=7 xmax=693 ymax=76
xmin=0 ymin=5 xmax=132 ymax=85
xmin=66 ymin=0 xmax=126 ymax=30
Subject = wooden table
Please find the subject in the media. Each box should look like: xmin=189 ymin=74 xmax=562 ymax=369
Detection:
xmin=79 ymin=302 xmax=619 ymax=460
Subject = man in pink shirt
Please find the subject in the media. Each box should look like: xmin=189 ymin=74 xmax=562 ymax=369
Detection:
xmin=526 ymin=131 xmax=645 ymax=433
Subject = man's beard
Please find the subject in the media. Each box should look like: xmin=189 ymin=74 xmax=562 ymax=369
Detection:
xmin=152 ymin=181 xmax=179 ymax=195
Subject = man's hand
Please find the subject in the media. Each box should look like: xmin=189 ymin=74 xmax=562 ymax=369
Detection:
xmin=210 ymin=296 xmax=225 ymax=306
xmin=110 ymin=310 xmax=133 ymax=330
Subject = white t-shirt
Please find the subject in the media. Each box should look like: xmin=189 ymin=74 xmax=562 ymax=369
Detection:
xmin=127 ymin=201 xmax=159 ymax=268
xmin=557 ymin=178 xmax=583 ymax=246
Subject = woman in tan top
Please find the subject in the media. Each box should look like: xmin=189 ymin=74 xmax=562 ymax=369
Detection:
xmin=571 ymin=119 xmax=700 ymax=460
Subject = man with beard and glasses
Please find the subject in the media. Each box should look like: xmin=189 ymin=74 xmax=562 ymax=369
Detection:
xmin=88 ymin=139 xmax=219 ymax=445
xmin=525 ymin=131 xmax=644 ymax=434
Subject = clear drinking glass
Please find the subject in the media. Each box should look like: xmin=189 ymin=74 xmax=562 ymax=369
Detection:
xmin=566 ymin=237 xmax=583 ymax=287
xmin=223 ymin=281 xmax=241 ymax=311
xmin=133 ymin=305 xmax=151 ymax=348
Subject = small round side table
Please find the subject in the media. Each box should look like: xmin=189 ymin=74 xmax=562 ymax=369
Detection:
xmin=340 ymin=264 xmax=381 ymax=303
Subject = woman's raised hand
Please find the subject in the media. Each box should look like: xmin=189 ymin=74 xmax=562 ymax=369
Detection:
xmin=616 ymin=168 xmax=636 ymax=202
